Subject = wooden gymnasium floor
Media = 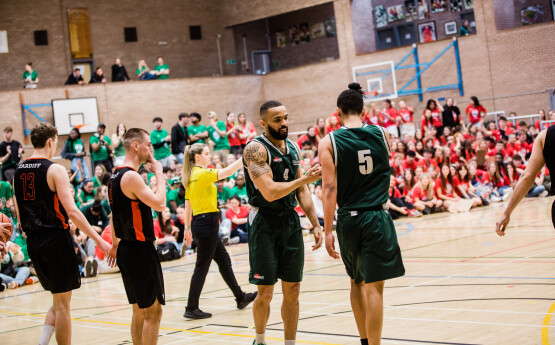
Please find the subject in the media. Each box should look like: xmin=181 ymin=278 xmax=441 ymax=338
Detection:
xmin=1 ymin=197 xmax=554 ymax=345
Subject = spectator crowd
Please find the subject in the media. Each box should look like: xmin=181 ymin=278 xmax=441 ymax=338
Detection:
xmin=0 ymin=96 xmax=554 ymax=291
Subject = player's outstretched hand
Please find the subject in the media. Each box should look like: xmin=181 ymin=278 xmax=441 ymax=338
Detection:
xmin=495 ymin=213 xmax=510 ymax=237
xmin=312 ymin=226 xmax=323 ymax=251
xmin=325 ymin=231 xmax=340 ymax=259
xmin=0 ymin=223 xmax=12 ymax=243
xmin=304 ymin=164 xmax=322 ymax=184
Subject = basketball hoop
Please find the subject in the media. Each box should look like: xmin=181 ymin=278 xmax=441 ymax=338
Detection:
xmin=75 ymin=123 xmax=89 ymax=130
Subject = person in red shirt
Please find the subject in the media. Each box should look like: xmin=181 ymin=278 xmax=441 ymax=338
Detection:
xmin=401 ymin=151 xmax=418 ymax=172
xmin=297 ymin=126 xmax=319 ymax=151
xmin=506 ymin=133 xmax=517 ymax=152
xmin=488 ymin=141 xmax=513 ymax=160
xmin=497 ymin=116 xmax=514 ymax=140
xmin=93 ymin=225 xmax=120 ymax=274
xmin=314 ymin=118 xmax=327 ymax=141
xmin=421 ymin=109 xmax=434 ymax=135
xmin=326 ymin=113 xmax=341 ymax=133
xmin=382 ymin=99 xmax=399 ymax=137
xmin=226 ymin=112 xmax=242 ymax=156
xmin=387 ymin=173 xmax=421 ymax=218
xmin=426 ymin=99 xmax=444 ymax=138
xmin=417 ymin=148 xmax=439 ymax=172
xmin=153 ymin=207 xmax=178 ymax=247
xmin=412 ymin=173 xmax=442 ymax=214
xmin=237 ymin=112 xmax=257 ymax=146
xmin=514 ymin=130 xmax=532 ymax=158
xmin=224 ymin=195 xmax=249 ymax=243
xmin=465 ymin=96 xmax=487 ymax=126
xmin=505 ymin=161 xmax=519 ymax=188
xmin=534 ymin=109 xmax=548 ymax=130
xmin=435 ymin=164 xmax=460 ymax=209
xmin=481 ymin=161 xmax=512 ymax=202
xmin=454 ymin=163 xmax=482 ymax=208
xmin=398 ymin=100 xmax=415 ymax=137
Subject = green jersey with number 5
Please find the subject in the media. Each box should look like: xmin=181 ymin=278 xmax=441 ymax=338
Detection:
xmin=329 ymin=124 xmax=390 ymax=210
xmin=244 ymin=134 xmax=300 ymax=212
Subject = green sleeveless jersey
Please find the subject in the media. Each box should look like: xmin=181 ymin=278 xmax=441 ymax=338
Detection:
xmin=329 ymin=125 xmax=390 ymax=210
xmin=244 ymin=134 xmax=300 ymax=212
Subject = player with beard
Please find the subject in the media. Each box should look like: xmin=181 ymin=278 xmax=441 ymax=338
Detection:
xmin=243 ymin=101 xmax=323 ymax=345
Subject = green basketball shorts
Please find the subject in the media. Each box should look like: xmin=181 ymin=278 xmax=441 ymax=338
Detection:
xmin=336 ymin=207 xmax=405 ymax=284
xmin=248 ymin=207 xmax=304 ymax=285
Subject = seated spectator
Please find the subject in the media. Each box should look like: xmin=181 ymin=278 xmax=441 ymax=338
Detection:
xmin=216 ymin=179 xmax=232 ymax=209
xmin=80 ymin=200 xmax=110 ymax=234
xmin=23 ymin=62 xmax=39 ymax=88
xmin=154 ymin=56 xmax=170 ymax=79
xmin=481 ymin=161 xmax=512 ymax=202
xmin=78 ymin=179 xmax=96 ymax=206
xmin=93 ymin=225 xmax=119 ymax=274
xmin=454 ymin=163 xmax=483 ymax=208
xmin=167 ymin=184 xmax=185 ymax=214
xmin=526 ymin=167 xmax=549 ymax=198
xmin=411 ymin=173 xmax=442 ymax=214
xmin=224 ymin=196 xmax=249 ymax=244
xmin=89 ymin=67 xmax=106 ymax=83
xmin=93 ymin=164 xmax=107 ymax=188
xmin=231 ymin=173 xmax=248 ymax=204
xmin=297 ymin=126 xmax=318 ymax=151
xmin=387 ymin=171 xmax=421 ymax=219
xmin=68 ymin=219 xmax=97 ymax=278
xmin=435 ymin=164 xmax=462 ymax=211
xmin=1 ymin=241 xmax=36 ymax=289
xmin=326 ymin=114 xmax=341 ymax=133
xmin=64 ymin=68 xmax=84 ymax=85
xmin=137 ymin=59 xmax=156 ymax=80
xmin=154 ymin=207 xmax=179 ymax=249
xmin=311 ymin=183 xmax=325 ymax=226
xmin=111 ymin=58 xmax=130 ymax=82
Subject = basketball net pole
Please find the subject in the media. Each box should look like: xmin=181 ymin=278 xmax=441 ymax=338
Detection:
xmin=19 ymin=93 xmax=28 ymax=144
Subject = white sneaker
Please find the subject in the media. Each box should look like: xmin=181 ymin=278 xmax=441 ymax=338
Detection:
xmin=7 ymin=281 xmax=18 ymax=289
xmin=539 ymin=190 xmax=549 ymax=197
xmin=229 ymin=236 xmax=240 ymax=244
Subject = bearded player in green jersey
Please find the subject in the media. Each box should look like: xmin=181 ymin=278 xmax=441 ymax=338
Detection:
xmin=243 ymin=100 xmax=323 ymax=345
xmin=319 ymin=83 xmax=405 ymax=345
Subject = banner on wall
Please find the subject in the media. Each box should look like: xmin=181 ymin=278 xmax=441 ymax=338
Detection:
xmin=0 ymin=31 xmax=8 ymax=53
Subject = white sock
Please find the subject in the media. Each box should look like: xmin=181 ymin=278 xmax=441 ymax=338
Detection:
xmin=255 ymin=332 xmax=266 ymax=344
xmin=39 ymin=324 xmax=55 ymax=345
xmin=285 ymin=340 xmax=296 ymax=345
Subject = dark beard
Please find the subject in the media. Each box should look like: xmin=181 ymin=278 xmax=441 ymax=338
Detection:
xmin=267 ymin=125 xmax=288 ymax=140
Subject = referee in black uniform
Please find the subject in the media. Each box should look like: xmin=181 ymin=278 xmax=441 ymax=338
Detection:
xmin=108 ymin=128 xmax=167 ymax=345
xmin=13 ymin=123 xmax=111 ymax=345
xmin=496 ymin=126 xmax=555 ymax=232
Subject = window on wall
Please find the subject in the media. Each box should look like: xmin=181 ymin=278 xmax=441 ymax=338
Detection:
xmin=351 ymin=0 xmax=476 ymax=55
xmin=124 ymin=27 xmax=137 ymax=42
xmin=493 ymin=0 xmax=554 ymax=30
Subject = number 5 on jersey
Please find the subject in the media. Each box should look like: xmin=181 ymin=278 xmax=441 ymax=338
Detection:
xmin=358 ymin=150 xmax=373 ymax=175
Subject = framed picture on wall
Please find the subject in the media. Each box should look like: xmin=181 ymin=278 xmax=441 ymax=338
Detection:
xmin=431 ymin=0 xmax=447 ymax=13
xmin=450 ymin=0 xmax=462 ymax=12
xmin=521 ymin=5 xmax=545 ymax=25
xmin=311 ymin=23 xmax=325 ymax=38
xmin=0 ymin=31 xmax=8 ymax=53
xmin=405 ymin=0 xmax=417 ymax=21
xmin=324 ymin=18 xmax=336 ymax=37
xmin=445 ymin=21 xmax=457 ymax=35
xmin=387 ymin=5 xmax=405 ymax=22
xmin=289 ymin=25 xmax=300 ymax=45
xmin=299 ymin=22 xmax=311 ymax=43
xmin=418 ymin=21 xmax=436 ymax=43
xmin=276 ymin=30 xmax=286 ymax=48
xmin=375 ymin=5 xmax=387 ymax=28
xmin=464 ymin=0 xmax=473 ymax=10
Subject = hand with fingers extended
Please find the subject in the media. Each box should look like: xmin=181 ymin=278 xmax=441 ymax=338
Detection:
xmin=303 ymin=164 xmax=322 ymax=184
xmin=325 ymin=231 xmax=340 ymax=259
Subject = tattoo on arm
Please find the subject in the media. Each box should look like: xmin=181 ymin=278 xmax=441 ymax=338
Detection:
xmin=244 ymin=142 xmax=271 ymax=179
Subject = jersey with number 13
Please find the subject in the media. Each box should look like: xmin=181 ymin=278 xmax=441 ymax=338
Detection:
xmin=329 ymin=125 xmax=391 ymax=210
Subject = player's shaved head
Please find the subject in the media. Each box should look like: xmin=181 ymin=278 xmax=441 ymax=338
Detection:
xmin=124 ymin=128 xmax=149 ymax=150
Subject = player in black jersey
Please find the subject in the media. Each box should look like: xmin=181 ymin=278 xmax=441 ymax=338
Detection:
xmin=12 ymin=123 xmax=111 ymax=345
xmin=108 ymin=128 xmax=167 ymax=345
xmin=496 ymin=126 xmax=555 ymax=232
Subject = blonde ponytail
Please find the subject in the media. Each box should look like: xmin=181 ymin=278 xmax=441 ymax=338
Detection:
xmin=182 ymin=143 xmax=206 ymax=187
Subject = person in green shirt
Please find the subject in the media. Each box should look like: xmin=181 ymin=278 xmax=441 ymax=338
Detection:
xmin=62 ymin=127 xmax=90 ymax=181
xmin=0 ymin=181 xmax=13 ymax=205
xmin=13 ymin=232 xmax=30 ymax=261
xmin=111 ymin=123 xmax=127 ymax=167
xmin=23 ymin=63 xmax=39 ymax=88
xmin=90 ymin=123 xmax=113 ymax=172
xmin=187 ymin=113 xmax=209 ymax=144
xmin=207 ymin=111 xmax=231 ymax=161
xmin=151 ymin=117 xmax=174 ymax=167
xmin=216 ymin=179 xmax=233 ymax=208
xmin=154 ymin=56 xmax=170 ymax=79
xmin=459 ymin=20 xmax=470 ymax=36
xmin=79 ymin=180 xmax=96 ymax=206
xmin=166 ymin=184 xmax=185 ymax=214
xmin=230 ymin=173 xmax=248 ymax=204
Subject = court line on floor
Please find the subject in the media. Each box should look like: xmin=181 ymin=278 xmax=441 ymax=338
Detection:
xmin=462 ymin=237 xmax=555 ymax=262
xmin=542 ymin=302 xmax=555 ymax=344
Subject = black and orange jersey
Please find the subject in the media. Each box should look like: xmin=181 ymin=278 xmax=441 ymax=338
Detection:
xmin=108 ymin=167 xmax=155 ymax=242
xmin=13 ymin=158 xmax=69 ymax=234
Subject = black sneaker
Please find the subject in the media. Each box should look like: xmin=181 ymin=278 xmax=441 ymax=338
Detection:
xmin=0 ymin=283 xmax=6 ymax=292
xmin=236 ymin=291 xmax=258 ymax=310
xmin=183 ymin=308 xmax=212 ymax=319
xmin=91 ymin=259 xmax=98 ymax=277
xmin=84 ymin=259 xmax=93 ymax=278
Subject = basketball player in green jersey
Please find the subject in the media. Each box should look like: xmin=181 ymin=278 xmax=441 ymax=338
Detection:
xmin=319 ymin=83 xmax=405 ymax=345
xmin=243 ymin=100 xmax=323 ymax=345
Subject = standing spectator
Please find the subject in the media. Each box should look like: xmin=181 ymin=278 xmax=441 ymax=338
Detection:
xmin=426 ymin=99 xmax=444 ymax=138
xmin=442 ymin=98 xmax=461 ymax=130
xmin=137 ymin=59 xmax=155 ymax=80
xmin=89 ymin=67 xmax=106 ymax=83
xmin=61 ymin=127 xmax=90 ymax=181
xmin=237 ymin=112 xmax=257 ymax=147
xmin=64 ymin=68 xmax=85 ymax=85
xmin=90 ymin=123 xmax=113 ymax=172
xmin=398 ymin=100 xmax=415 ymax=137
xmin=171 ymin=113 xmax=190 ymax=164
xmin=382 ymin=99 xmax=399 ymax=137
xmin=22 ymin=63 xmax=39 ymax=88
xmin=154 ymin=56 xmax=170 ymax=79
xmin=0 ymin=127 xmax=23 ymax=182
xmin=188 ymin=113 xmax=208 ymax=144
xmin=111 ymin=123 xmax=127 ymax=167
xmin=459 ymin=19 xmax=471 ymax=36
xmin=151 ymin=117 xmax=174 ymax=167
xmin=207 ymin=111 xmax=230 ymax=160
xmin=111 ymin=58 xmax=130 ymax=82
xmin=465 ymin=96 xmax=487 ymax=127
xmin=226 ymin=112 xmax=242 ymax=156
